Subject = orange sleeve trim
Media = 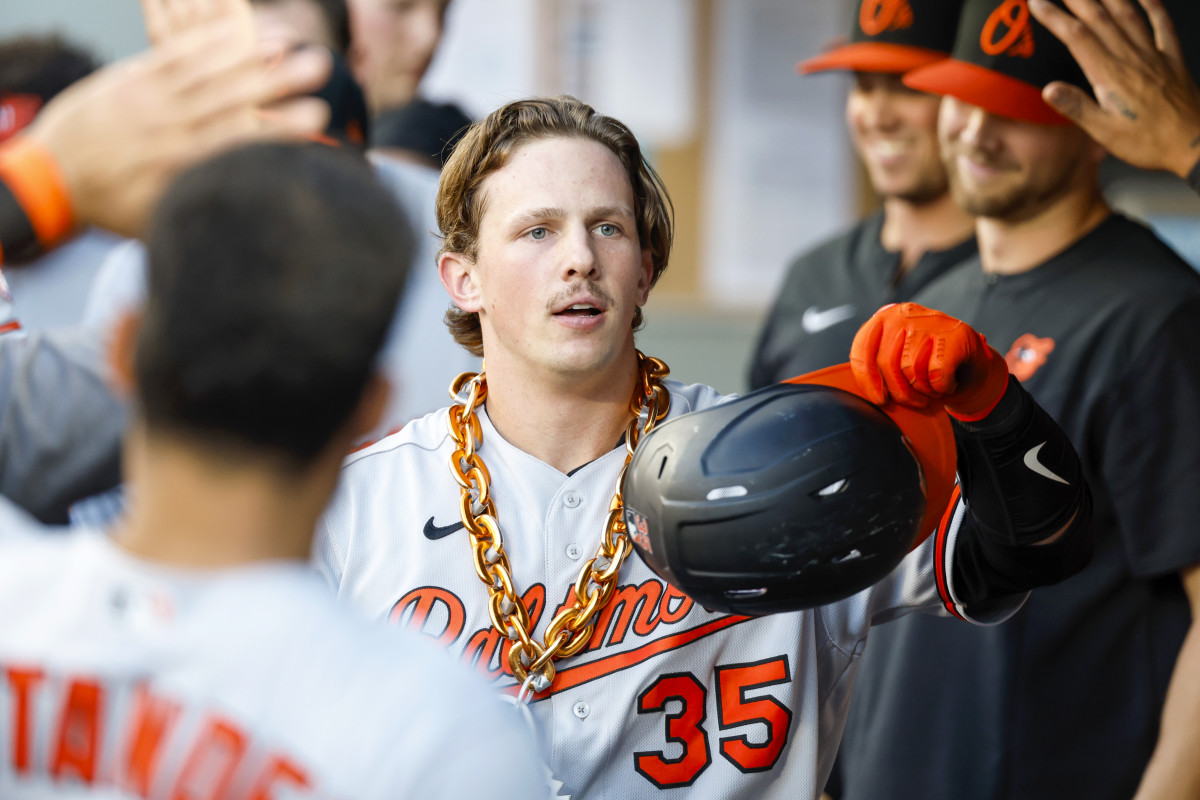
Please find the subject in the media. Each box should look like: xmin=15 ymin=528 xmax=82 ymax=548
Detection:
xmin=0 ymin=136 xmax=75 ymax=249
xmin=933 ymin=484 xmax=967 ymax=620
xmin=0 ymin=321 xmax=21 ymax=334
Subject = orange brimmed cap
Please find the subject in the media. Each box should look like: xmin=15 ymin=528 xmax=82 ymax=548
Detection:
xmin=799 ymin=0 xmax=965 ymax=76
xmin=785 ymin=363 xmax=958 ymax=549
xmin=903 ymin=0 xmax=1091 ymax=125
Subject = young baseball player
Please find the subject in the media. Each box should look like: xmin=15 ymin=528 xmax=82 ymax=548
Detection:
xmin=316 ymin=94 xmax=1094 ymax=799
xmin=749 ymin=0 xmax=977 ymax=388
xmin=834 ymin=1 xmax=1200 ymax=799
xmin=0 ymin=142 xmax=545 ymax=797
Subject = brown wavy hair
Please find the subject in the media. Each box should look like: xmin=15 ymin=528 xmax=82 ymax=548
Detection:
xmin=436 ymin=96 xmax=674 ymax=357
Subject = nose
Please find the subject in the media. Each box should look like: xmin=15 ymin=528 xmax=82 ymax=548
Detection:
xmin=858 ymin=87 xmax=901 ymax=132
xmin=561 ymin=225 xmax=599 ymax=281
xmin=958 ymin=104 xmax=999 ymax=151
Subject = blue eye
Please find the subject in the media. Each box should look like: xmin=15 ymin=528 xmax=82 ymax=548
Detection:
xmin=530 ymin=227 xmax=547 ymax=240
xmin=598 ymin=224 xmax=617 ymax=236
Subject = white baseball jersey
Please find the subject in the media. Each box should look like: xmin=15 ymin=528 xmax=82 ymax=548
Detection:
xmin=0 ymin=513 xmax=546 ymax=799
xmin=316 ymin=379 xmax=1025 ymax=800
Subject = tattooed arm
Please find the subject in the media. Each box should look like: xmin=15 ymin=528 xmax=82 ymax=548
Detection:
xmin=1030 ymin=0 xmax=1200 ymax=190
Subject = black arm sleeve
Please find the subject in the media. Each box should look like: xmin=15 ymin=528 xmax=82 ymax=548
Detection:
xmin=949 ymin=375 xmax=1094 ymax=604
xmin=0 ymin=177 xmax=38 ymax=265
xmin=1188 ymin=156 xmax=1200 ymax=198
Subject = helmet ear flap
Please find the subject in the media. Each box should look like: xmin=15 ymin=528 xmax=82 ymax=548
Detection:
xmin=624 ymin=381 xmax=945 ymax=616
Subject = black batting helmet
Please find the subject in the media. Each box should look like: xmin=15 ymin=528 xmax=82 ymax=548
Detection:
xmin=623 ymin=377 xmax=947 ymax=616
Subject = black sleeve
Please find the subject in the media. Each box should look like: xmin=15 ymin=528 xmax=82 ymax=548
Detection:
xmin=1187 ymin=156 xmax=1200 ymax=198
xmin=948 ymin=376 xmax=1094 ymax=605
xmin=0 ymin=177 xmax=38 ymax=265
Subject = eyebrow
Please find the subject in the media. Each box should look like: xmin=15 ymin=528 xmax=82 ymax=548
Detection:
xmin=512 ymin=205 xmax=636 ymax=225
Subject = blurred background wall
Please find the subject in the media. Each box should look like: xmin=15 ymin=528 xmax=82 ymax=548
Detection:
xmin=5 ymin=0 xmax=1198 ymax=393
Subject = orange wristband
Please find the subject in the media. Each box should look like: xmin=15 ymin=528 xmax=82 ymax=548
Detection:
xmin=0 ymin=135 xmax=75 ymax=249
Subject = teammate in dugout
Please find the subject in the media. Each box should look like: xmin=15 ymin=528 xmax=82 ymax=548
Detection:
xmin=750 ymin=0 xmax=978 ymax=388
xmin=0 ymin=142 xmax=545 ymax=797
xmin=315 ymin=94 xmax=1093 ymax=799
xmin=834 ymin=1 xmax=1200 ymax=799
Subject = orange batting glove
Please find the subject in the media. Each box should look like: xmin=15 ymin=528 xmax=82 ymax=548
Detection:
xmin=849 ymin=303 xmax=1010 ymax=421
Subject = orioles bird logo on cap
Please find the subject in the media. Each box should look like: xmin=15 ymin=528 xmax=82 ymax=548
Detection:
xmin=859 ymin=0 xmax=915 ymax=36
xmin=981 ymin=0 xmax=1035 ymax=57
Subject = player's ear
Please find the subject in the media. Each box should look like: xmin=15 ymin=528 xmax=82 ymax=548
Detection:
xmin=107 ymin=309 xmax=143 ymax=397
xmin=346 ymin=373 xmax=391 ymax=440
xmin=439 ymin=251 xmax=483 ymax=313
xmin=636 ymin=249 xmax=654 ymax=306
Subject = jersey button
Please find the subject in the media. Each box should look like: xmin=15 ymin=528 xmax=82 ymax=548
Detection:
xmin=573 ymin=701 xmax=590 ymax=719
xmin=566 ymin=544 xmax=582 ymax=560
xmin=563 ymin=492 xmax=581 ymax=508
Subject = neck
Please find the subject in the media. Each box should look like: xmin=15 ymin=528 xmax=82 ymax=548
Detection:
xmin=112 ymin=425 xmax=341 ymax=568
xmin=480 ymin=348 xmax=642 ymax=474
xmin=977 ymin=185 xmax=1110 ymax=276
xmin=879 ymin=192 xmax=976 ymax=273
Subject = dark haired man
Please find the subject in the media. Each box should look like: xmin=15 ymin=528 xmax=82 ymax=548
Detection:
xmin=0 ymin=142 xmax=543 ymax=796
xmin=835 ymin=2 xmax=1200 ymax=798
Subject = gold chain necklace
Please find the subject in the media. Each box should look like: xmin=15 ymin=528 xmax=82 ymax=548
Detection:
xmin=445 ymin=351 xmax=670 ymax=692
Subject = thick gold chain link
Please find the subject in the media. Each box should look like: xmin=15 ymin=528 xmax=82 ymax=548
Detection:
xmin=445 ymin=351 xmax=670 ymax=692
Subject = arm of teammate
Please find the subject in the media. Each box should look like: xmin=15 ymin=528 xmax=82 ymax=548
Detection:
xmin=0 ymin=329 xmax=125 ymax=522
xmin=1028 ymin=0 xmax=1200 ymax=190
xmin=1132 ymin=564 xmax=1200 ymax=800
xmin=851 ymin=303 xmax=1093 ymax=608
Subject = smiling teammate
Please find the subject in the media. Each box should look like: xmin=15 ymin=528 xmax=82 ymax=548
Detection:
xmin=834 ymin=2 xmax=1200 ymax=798
xmin=315 ymin=94 xmax=1095 ymax=799
xmin=749 ymin=0 xmax=977 ymax=388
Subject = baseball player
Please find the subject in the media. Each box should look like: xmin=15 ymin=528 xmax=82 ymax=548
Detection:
xmin=833 ymin=2 xmax=1200 ymax=799
xmin=316 ymin=94 xmax=1093 ymax=799
xmin=0 ymin=141 xmax=545 ymax=797
xmin=749 ymin=0 xmax=977 ymax=389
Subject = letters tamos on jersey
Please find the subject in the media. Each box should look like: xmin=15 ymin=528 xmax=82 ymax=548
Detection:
xmin=859 ymin=0 xmax=914 ymax=36
xmin=980 ymin=0 xmax=1035 ymax=58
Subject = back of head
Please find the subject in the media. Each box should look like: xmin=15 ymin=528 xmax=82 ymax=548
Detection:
xmin=436 ymin=95 xmax=673 ymax=356
xmin=139 ymin=143 xmax=412 ymax=468
xmin=0 ymin=34 xmax=97 ymax=143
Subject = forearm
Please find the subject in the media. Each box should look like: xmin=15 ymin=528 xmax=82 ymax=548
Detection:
xmin=950 ymin=377 xmax=1093 ymax=603
xmin=1133 ymin=569 xmax=1200 ymax=800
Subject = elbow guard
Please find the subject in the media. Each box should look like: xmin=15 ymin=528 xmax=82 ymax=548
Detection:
xmin=952 ymin=376 xmax=1093 ymax=588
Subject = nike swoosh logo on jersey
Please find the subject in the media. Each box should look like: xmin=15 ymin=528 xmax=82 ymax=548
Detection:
xmin=423 ymin=516 xmax=466 ymax=540
xmin=1023 ymin=443 xmax=1069 ymax=485
xmin=801 ymin=304 xmax=856 ymax=333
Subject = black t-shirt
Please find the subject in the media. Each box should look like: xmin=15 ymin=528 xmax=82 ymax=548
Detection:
xmin=748 ymin=211 xmax=977 ymax=388
xmin=837 ymin=214 xmax=1200 ymax=800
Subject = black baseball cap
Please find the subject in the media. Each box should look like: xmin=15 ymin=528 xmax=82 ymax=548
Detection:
xmin=800 ymin=0 xmax=965 ymax=75
xmin=904 ymin=0 xmax=1090 ymax=124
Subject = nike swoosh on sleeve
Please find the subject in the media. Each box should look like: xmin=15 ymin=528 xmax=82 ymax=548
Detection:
xmin=1023 ymin=443 xmax=1069 ymax=485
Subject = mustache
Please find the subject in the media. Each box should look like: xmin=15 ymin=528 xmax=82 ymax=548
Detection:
xmin=949 ymin=145 xmax=1019 ymax=172
xmin=547 ymin=280 xmax=615 ymax=312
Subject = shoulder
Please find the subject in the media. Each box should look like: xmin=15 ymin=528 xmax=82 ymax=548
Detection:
xmin=663 ymin=379 xmax=729 ymax=418
xmin=782 ymin=215 xmax=881 ymax=277
xmin=343 ymin=406 xmax=454 ymax=472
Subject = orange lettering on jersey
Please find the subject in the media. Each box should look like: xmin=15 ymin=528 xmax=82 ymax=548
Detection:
xmin=980 ymin=0 xmax=1035 ymax=57
xmin=247 ymin=754 xmax=310 ymax=800
xmin=122 ymin=684 xmax=182 ymax=797
xmin=657 ymin=583 xmax=694 ymax=625
xmin=49 ymin=677 xmax=104 ymax=784
xmin=859 ymin=0 xmax=914 ymax=36
xmin=585 ymin=580 xmax=664 ymax=650
xmin=1004 ymin=334 xmax=1055 ymax=381
xmin=461 ymin=627 xmax=509 ymax=681
xmin=6 ymin=666 xmax=44 ymax=774
xmin=389 ymin=586 xmax=466 ymax=646
xmin=171 ymin=716 xmax=247 ymax=800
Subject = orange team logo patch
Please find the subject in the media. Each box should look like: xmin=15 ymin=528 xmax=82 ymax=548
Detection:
xmin=860 ymin=0 xmax=914 ymax=36
xmin=981 ymin=0 xmax=1035 ymax=57
xmin=1004 ymin=334 xmax=1055 ymax=381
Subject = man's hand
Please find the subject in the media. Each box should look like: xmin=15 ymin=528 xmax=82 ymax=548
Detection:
xmin=1029 ymin=0 xmax=1200 ymax=180
xmin=850 ymin=303 xmax=1010 ymax=420
xmin=140 ymin=0 xmax=256 ymax=46
xmin=19 ymin=17 xmax=330 ymax=238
